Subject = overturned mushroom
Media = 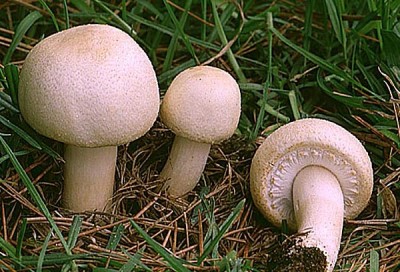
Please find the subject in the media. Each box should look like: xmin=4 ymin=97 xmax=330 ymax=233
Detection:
xmin=250 ymin=118 xmax=373 ymax=271
xmin=159 ymin=66 xmax=241 ymax=197
xmin=18 ymin=24 xmax=159 ymax=212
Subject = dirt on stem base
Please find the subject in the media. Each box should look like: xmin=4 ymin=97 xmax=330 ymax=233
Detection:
xmin=266 ymin=237 xmax=327 ymax=272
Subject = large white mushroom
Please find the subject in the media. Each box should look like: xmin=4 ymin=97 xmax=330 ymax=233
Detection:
xmin=250 ymin=118 xmax=373 ymax=271
xmin=18 ymin=24 xmax=159 ymax=212
xmin=159 ymin=65 xmax=241 ymax=197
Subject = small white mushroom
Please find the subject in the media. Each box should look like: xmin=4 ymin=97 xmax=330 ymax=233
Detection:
xmin=250 ymin=118 xmax=373 ymax=271
xmin=18 ymin=24 xmax=159 ymax=212
xmin=160 ymin=66 xmax=241 ymax=197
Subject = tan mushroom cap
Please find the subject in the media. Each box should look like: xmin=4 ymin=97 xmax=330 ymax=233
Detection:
xmin=18 ymin=24 xmax=159 ymax=147
xmin=250 ymin=118 xmax=373 ymax=230
xmin=160 ymin=66 xmax=241 ymax=144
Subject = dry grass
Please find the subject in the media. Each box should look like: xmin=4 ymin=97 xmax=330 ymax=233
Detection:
xmin=1 ymin=0 xmax=400 ymax=271
xmin=1 ymin=122 xmax=400 ymax=270
xmin=1 ymin=124 xmax=274 ymax=270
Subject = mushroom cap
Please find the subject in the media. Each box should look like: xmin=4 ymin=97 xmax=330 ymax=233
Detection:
xmin=160 ymin=66 xmax=241 ymax=144
xmin=250 ymin=118 xmax=373 ymax=230
xmin=18 ymin=24 xmax=159 ymax=147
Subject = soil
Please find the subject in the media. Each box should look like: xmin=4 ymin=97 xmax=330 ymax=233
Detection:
xmin=266 ymin=236 xmax=327 ymax=272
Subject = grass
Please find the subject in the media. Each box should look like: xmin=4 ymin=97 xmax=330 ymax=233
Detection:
xmin=0 ymin=0 xmax=400 ymax=271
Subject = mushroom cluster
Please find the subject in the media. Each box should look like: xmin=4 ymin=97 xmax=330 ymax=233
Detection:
xmin=19 ymin=22 xmax=375 ymax=271
xmin=19 ymin=24 xmax=159 ymax=212
xmin=250 ymin=118 xmax=373 ymax=271
xmin=19 ymin=24 xmax=242 ymax=211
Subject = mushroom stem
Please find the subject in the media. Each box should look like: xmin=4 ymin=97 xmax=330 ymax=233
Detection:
xmin=63 ymin=145 xmax=117 ymax=212
xmin=160 ymin=135 xmax=211 ymax=197
xmin=293 ymin=165 xmax=344 ymax=272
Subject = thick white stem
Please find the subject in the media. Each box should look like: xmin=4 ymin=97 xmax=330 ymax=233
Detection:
xmin=293 ymin=165 xmax=344 ymax=272
xmin=63 ymin=145 xmax=117 ymax=212
xmin=160 ymin=135 xmax=211 ymax=197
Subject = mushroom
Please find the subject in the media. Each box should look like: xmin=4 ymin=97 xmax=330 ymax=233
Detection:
xmin=159 ymin=66 xmax=241 ymax=197
xmin=18 ymin=24 xmax=159 ymax=212
xmin=250 ymin=118 xmax=373 ymax=271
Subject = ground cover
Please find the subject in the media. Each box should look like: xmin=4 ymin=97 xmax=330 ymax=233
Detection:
xmin=0 ymin=0 xmax=400 ymax=271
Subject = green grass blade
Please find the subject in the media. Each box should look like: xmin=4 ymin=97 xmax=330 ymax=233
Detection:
xmin=197 ymin=199 xmax=245 ymax=264
xmin=136 ymin=0 xmax=164 ymax=19
xmin=61 ymin=260 xmax=78 ymax=272
xmin=121 ymin=0 xmax=127 ymax=22
xmin=304 ymin=0 xmax=315 ymax=52
xmin=201 ymin=0 xmax=207 ymax=41
xmin=4 ymin=64 xmax=19 ymax=107
xmin=380 ymin=0 xmax=390 ymax=31
xmin=0 ymin=150 xmax=31 ymax=164
xmin=324 ymin=0 xmax=346 ymax=46
xmin=106 ymin=224 xmax=124 ymax=251
xmin=352 ymin=10 xmax=380 ymax=34
xmin=380 ymin=129 xmax=400 ymax=147
xmin=67 ymin=216 xmax=83 ymax=249
xmin=126 ymin=13 xmax=219 ymax=51
xmin=0 ymin=236 xmax=17 ymax=258
xmin=158 ymin=59 xmax=197 ymax=85
xmin=368 ymin=0 xmax=383 ymax=49
xmin=201 ymin=198 xmax=219 ymax=259
xmin=92 ymin=0 xmax=136 ymax=36
xmin=0 ymin=88 xmax=12 ymax=103
xmin=382 ymin=29 xmax=400 ymax=66
xmin=251 ymin=12 xmax=273 ymax=139
xmin=16 ymin=218 xmax=27 ymax=264
xmin=22 ymin=253 xmax=90 ymax=266
xmin=162 ymin=0 xmax=192 ymax=72
xmin=369 ymin=249 xmax=379 ymax=272
xmin=0 ymin=67 xmax=7 ymax=88
xmin=3 ymin=11 xmax=42 ymax=65
xmin=0 ymin=136 xmax=71 ymax=256
xmin=37 ymin=0 xmax=59 ymax=31
xmin=119 ymin=249 xmax=151 ymax=272
xmin=0 ymin=236 xmax=28 ymax=269
xmin=356 ymin=60 xmax=382 ymax=93
xmin=36 ymin=139 xmax=62 ymax=160
xmin=263 ymin=103 xmax=290 ymax=123
xmin=163 ymin=0 xmax=199 ymax=64
xmin=210 ymin=0 xmax=247 ymax=83
xmin=288 ymin=90 xmax=301 ymax=120
xmin=270 ymin=26 xmax=375 ymax=96
xmin=63 ymin=0 xmax=70 ymax=29
xmin=207 ymin=3 xmax=235 ymax=43
xmin=0 ymin=93 xmax=19 ymax=113
xmin=37 ymin=229 xmax=53 ymax=272
xmin=316 ymin=71 xmax=365 ymax=107
xmin=129 ymin=220 xmax=191 ymax=272
xmin=0 ymin=116 xmax=42 ymax=150
xmin=69 ymin=0 xmax=93 ymax=13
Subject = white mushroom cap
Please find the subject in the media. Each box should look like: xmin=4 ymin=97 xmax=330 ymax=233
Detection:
xmin=250 ymin=118 xmax=373 ymax=230
xmin=160 ymin=66 xmax=241 ymax=144
xmin=18 ymin=24 xmax=159 ymax=147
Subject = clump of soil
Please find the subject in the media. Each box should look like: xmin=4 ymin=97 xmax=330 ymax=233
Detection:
xmin=266 ymin=237 xmax=327 ymax=272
